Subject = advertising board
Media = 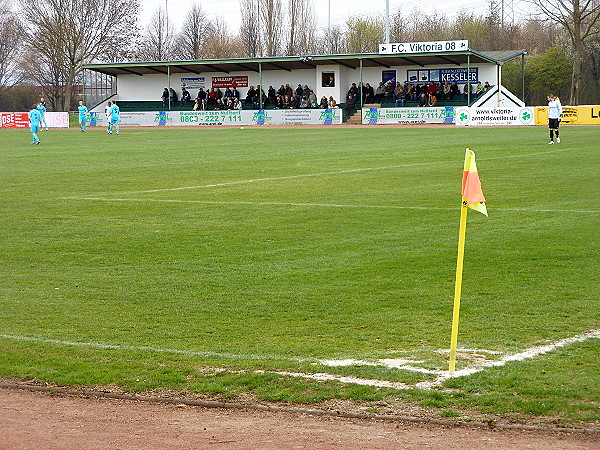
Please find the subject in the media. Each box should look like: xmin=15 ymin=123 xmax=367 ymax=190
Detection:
xmin=455 ymin=107 xmax=535 ymax=126
xmin=362 ymin=107 xmax=456 ymax=124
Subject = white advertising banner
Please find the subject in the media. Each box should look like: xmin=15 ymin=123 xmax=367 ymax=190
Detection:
xmin=379 ymin=40 xmax=468 ymax=54
xmin=90 ymin=109 xmax=342 ymax=127
xmin=45 ymin=112 xmax=69 ymax=128
xmin=362 ymin=107 xmax=456 ymax=124
xmin=455 ymin=107 xmax=535 ymax=126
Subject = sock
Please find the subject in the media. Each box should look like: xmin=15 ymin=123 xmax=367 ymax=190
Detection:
xmin=550 ymin=130 xmax=554 ymax=141
xmin=555 ymin=130 xmax=559 ymax=137
xmin=116 ymin=125 xmax=119 ymax=134
xmin=83 ymin=124 xmax=86 ymax=131
xmin=108 ymin=125 xmax=112 ymax=132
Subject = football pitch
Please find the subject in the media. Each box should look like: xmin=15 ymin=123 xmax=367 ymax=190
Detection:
xmin=1 ymin=125 xmax=598 ymax=424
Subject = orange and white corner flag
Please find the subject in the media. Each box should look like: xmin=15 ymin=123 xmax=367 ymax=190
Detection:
xmin=461 ymin=149 xmax=487 ymax=216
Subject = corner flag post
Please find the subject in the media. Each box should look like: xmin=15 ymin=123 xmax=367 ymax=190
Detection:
xmin=449 ymin=149 xmax=487 ymax=373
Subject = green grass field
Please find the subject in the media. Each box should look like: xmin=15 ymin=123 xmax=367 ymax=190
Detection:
xmin=1 ymin=125 xmax=598 ymax=425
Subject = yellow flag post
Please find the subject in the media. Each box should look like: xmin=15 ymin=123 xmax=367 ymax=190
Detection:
xmin=449 ymin=149 xmax=487 ymax=373
xmin=449 ymin=200 xmax=468 ymax=373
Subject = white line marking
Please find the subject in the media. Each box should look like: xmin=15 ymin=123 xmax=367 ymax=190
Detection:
xmin=62 ymin=197 xmax=600 ymax=214
xmin=0 ymin=334 xmax=302 ymax=363
xmin=417 ymin=329 xmax=600 ymax=389
xmin=1 ymin=329 xmax=597 ymax=391
xmin=67 ymin=147 xmax=572 ymax=198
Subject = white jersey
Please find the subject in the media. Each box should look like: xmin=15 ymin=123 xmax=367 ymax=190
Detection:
xmin=548 ymin=99 xmax=562 ymax=119
xmin=104 ymin=105 xmax=111 ymax=120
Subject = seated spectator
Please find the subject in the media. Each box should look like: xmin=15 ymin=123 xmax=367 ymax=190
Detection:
xmin=483 ymin=81 xmax=491 ymax=92
xmin=443 ymin=82 xmax=451 ymax=101
xmin=181 ymin=88 xmax=191 ymax=106
xmin=291 ymin=95 xmax=300 ymax=108
xmin=246 ymin=86 xmax=256 ymax=104
xmin=215 ymin=87 xmax=223 ymax=104
xmin=328 ymin=96 xmax=338 ymax=108
xmin=428 ymin=93 xmax=437 ymax=106
xmin=418 ymin=92 xmax=427 ymax=107
xmin=436 ymin=82 xmax=443 ymax=100
xmin=208 ymin=87 xmax=216 ymax=105
xmin=284 ymin=83 xmax=293 ymax=98
xmin=197 ymin=88 xmax=207 ymax=103
xmin=275 ymin=95 xmax=284 ymax=109
xmin=300 ymin=95 xmax=310 ymax=108
xmin=449 ymin=82 xmax=459 ymax=99
xmin=411 ymin=83 xmax=420 ymax=101
xmin=214 ymin=98 xmax=224 ymax=110
xmin=161 ymin=88 xmax=169 ymax=106
xmin=295 ymin=84 xmax=303 ymax=98
xmin=476 ymin=81 xmax=484 ymax=96
xmin=384 ymin=81 xmax=395 ymax=103
xmin=363 ymin=83 xmax=375 ymax=103
xmin=277 ymin=84 xmax=285 ymax=97
xmin=427 ymin=82 xmax=436 ymax=96
xmin=232 ymin=98 xmax=242 ymax=110
xmin=344 ymin=93 xmax=355 ymax=115
xmin=223 ymin=87 xmax=233 ymax=102
xmin=302 ymin=85 xmax=310 ymax=98
xmin=375 ymin=82 xmax=385 ymax=102
xmin=283 ymin=95 xmax=292 ymax=108
xmin=169 ymin=87 xmax=178 ymax=105
xmin=347 ymin=82 xmax=359 ymax=102
xmin=319 ymin=95 xmax=328 ymax=109
xmin=463 ymin=82 xmax=471 ymax=101
xmin=192 ymin=98 xmax=200 ymax=110
xmin=308 ymin=90 xmax=317 ymax=108
xmin=394 ymin=84 xmax=406 ymax=107
xmin=404 ymin=83 xmax=413 ymax=101
xmin=232 ymin=87 xmax=240 ymax=100
xmin=267 ymin=86 xmax=276 ymax=105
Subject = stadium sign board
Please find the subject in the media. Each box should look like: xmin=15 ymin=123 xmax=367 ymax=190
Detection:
xmin=0 ymin=112 xmax=68 ymax=128
xmin=379 ymin=40 xmax=468 ymax=54
xmin=89 ymin=109 xmax=342 ymax=127
xmin=362 ymin=107 xmax=456 ymax=124
xmin=455 ymin=107 xmax=535 ymax=126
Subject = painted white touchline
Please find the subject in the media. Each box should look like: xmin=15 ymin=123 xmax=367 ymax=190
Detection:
xmin=66 ymin=147 xmax=571 ymax=198
xmin=2 ymin=329 xmax=597 ymax=391
xmin=0 ymin=334 xmax=304 ymax=363
xmin=62 ymin=197 xmax=600 ymax=214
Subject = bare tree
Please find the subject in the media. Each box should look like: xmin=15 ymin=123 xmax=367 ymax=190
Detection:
xmin=0 ymin=0 xmax=24 ymax=97
xmin=239 ymin=0 xmax=261 ymax=56
xmin=287 ymin=0 xmax=315 ymax=55
xmin=529 ymin=0 xmax=600 ymax=104
xmin=173 ymin=3 xmax=211 ymax=60
xmin=137 ymin=6 xmax=175 ymax=61
xmin=202 ymin=17 xmax=245 ymax=59
xmin=21 ymin=0 xmax=140 ymax=111
xmin=260 ymin=0 xmax=284 ymax=56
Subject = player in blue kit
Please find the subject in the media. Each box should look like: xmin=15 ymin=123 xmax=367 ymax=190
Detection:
xmin=108 ymin=100 xmax=120 ymax=135
xmin=36 ymin=102 xmax=49 ymax=130
xmin=28 ymin=103 xmax=41 ymax=144
xmin=78 ymin=100 xmax=88 ymax=132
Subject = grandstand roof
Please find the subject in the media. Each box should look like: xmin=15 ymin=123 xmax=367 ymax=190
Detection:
xmin=84 ymin=49 xmax=527 ymax=77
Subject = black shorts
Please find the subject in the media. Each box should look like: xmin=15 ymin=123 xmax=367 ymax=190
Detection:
xmin=548 ymin=118 xmax=560 ymax=129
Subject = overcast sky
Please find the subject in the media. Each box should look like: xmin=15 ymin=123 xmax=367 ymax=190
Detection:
xmin=139 ymin=0 xmax=523 ymax=36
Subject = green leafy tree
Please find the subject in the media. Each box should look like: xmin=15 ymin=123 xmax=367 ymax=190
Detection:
xmin=345 ymin=16 xmax=384 ymax=53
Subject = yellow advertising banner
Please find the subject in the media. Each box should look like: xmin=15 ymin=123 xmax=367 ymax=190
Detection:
xmin=535 ymin=105 xmax=600 ymax=125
